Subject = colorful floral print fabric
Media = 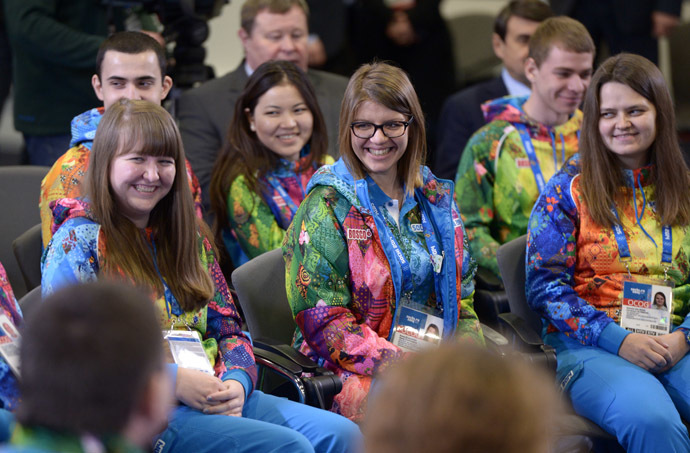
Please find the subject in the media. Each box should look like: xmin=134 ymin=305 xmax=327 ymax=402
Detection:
xmin=526 ymin=155 xmax=690 ymax=348
xmin=284 ymin=158 xmax=482 ymax=421
xmin=41 ymin=198 xmax=257 ymax=388
xmin=39 ymin=107 xmax=204 ymax=247
xmin=226 ymin=152 xmax=333 ymax=260
xmin=455 ymin=95 xmax=582 ymax=277
xmin=0 ymin=262 xmax=20 ymax=410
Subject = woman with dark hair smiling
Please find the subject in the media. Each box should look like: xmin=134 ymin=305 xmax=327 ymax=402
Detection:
xmin=210 ymin=60 xmax=331 ymax=266
xmin=527 ymin=53 xmax=690 ymax=451
xmin=41 ymin=99 xmax=359 ymax=453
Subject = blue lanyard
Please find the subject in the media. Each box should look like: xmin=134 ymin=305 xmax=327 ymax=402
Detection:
xmin=514 ymin=123 xmax=569 ymax=194
xmin=369 ymin=202 xmax=414 ymax=295
xmin=262 ymin=174 xmax=305 ymax=230
xmin=418 ymin=201 xmax=445 ymax=306
xmin=514 ymin=123 xmax=546 ymax=193
xmin=147 ymin=236 xmax=182 ymax=318
xmin=360 ymin=183 xmax=445 ymax=300
xmin=610 ymin=207 xmax=672 ymax=276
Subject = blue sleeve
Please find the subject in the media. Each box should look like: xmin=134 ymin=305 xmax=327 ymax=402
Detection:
xmin=221 ymin=369 xmax=253 ymax=403
xmin=41 ymin=219 xmax=100 ymax=296
xmin=526 ymin=168 xmax=620 ymax=350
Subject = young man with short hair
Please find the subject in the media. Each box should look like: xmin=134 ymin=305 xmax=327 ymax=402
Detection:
xmin=455 ymin=16 xmax=595 ymax=277
xmin=435 ymin=0 xmax=554 ymax=180
xmin=5 ymin=282 xmax=171 ymax=452
xmin=39 ymin=31 xmax=202 ymax=247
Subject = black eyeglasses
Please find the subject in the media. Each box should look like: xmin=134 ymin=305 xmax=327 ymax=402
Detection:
xmin=350 ymin=117 xmax=414 ymax=139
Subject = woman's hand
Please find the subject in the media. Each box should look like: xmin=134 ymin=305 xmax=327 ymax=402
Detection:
xmin=205 ymin=380 xmax=246 ymax=417
xmin=618 ymin=333 xmax=673 ymax=370
xmin=175 ymin=367 xmax=225 ymax=411
xmin=653 ymin=331 xmax=690 ymax=374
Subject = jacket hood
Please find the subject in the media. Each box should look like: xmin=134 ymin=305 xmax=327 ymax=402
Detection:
xmin=307 ymin=158 xmax=455 ymax=212
xmin=481 ymin=94 xmax=583 ymax=140
xmin=307 ymin=158 xmax=362 ymax=208
xmin=69 ymin=107 xmax=104 ymax=149
xmin=481 ymin=95 xmax=528 ymax=124
xmin=50 ymin=198 xmax=94 ymax=236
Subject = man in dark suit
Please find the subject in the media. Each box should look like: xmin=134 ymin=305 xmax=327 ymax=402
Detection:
xmin=433 ymin=0 xmax=553 ymax=180
xmin=177 ymin=0 xmax=348 ymax=212
xmin=550 ymin=0 xmax=681 ymax=65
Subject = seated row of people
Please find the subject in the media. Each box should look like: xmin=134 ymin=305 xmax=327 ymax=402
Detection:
xmin=0 ymin=281 xmax=561 ymax=453
xmin=20 ymin=5 xmax=690 ymax=453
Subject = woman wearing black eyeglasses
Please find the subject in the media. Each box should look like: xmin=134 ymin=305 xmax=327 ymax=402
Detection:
xmin=283 ymin=62 xmax=483 ymax=422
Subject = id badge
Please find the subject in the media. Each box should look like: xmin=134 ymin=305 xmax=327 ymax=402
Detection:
xmin=391 ymin=297 xmax=443 ymax=352
xmin=163 ymin=329 xmax=214 ymax=375
xmin=620 ymin=277 xmax=674 ymax=336
xmin=0 ymin=314 xmax=20 ymax=377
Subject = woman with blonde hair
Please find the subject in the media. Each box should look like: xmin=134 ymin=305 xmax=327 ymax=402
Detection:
xmin=284 ymin=62 xmax=482 ymax=422
xmin=527 ymin=53 xmax=690 ymax=451
xmin=42 ymin=99 xmax=359 ymax=453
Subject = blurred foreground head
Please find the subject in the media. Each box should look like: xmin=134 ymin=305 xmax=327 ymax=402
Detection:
xmin=17 ymin=282 xmax=171 ymax=446
xmin=364 ymin=342 xmax=562 ymax=453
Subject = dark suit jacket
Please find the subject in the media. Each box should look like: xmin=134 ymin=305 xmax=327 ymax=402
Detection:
xmin=433 ymin=76 xmax=508 ymax=181
xmin=177 ymin=62 xmax=348 ymax=212
xmin=550 ymin=0 xmax=682 ymax=35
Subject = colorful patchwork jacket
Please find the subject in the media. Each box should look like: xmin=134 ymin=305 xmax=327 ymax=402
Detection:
xmin=283 ymin=158 xmax=482 ymax=421
xmin=0 ymin=263 xmax=21 ymax=411
xmin=41 ymin=198 xmax=256 ymax=396
xmin=455 ymin=95 xmax=582 ymax=277
xmin=39 ymin=107 xmax=204 ymax=247
xmin=526 ymin=155 xmax=690 ymax=354
xmin=226 ymin=151 xmax=333 ymax=262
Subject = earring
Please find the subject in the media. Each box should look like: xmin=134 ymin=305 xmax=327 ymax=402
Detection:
xmin=250 ymin=123 xmax=256 ymax=132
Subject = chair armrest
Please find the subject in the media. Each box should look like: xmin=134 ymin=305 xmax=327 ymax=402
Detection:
xmin=498 ymin=312 xmax=544 ymax=347
xmin=252 ymin=342 xmax=342 ymax=409
xmin=252 ymin=345 xmax=308 ymax=404
xmin=254 ymin=339 xmax=325 ymax=374
xmin=481 ymin=322 xmax=509 ymax=347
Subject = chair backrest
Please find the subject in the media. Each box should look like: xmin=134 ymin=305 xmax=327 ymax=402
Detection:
xmin=12 ymin=224 xmax=42 ymax=293
xmin=446 ymin=13 xmax=501 ymax=87
xmin=231 ymin=248 xmax=296 ymax=344
xmin=0 ymin=166 xmax=50 ymax=298
xmin=17 ymin=285 xmax=42 ymax=324
xmin=496 ymin=235 xmax=542 ymax=333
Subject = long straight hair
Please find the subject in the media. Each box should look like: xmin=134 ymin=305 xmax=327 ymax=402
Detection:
xmin=209 ymin=60 xmax=327 ymax=249
xmin=86 ymin=99 xmax=214 ymax=312
xmin=580 ymin=53 xmax=690 ymax=227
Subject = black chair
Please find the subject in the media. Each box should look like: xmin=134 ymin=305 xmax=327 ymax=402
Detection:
xmin=496 ymin=235 xmax=623 ymax=452
xmin=231 ymin=248 xmax=341 ymax=410
xmin=12 ymin=224 xmax=42 ymax=294
xmin=17 ymin=285 xmax=42 ymax=324
xmin=0 ymin=166 xmax=50 ymax=298
xmin=473 ymin=266 xmax=510 ymax=332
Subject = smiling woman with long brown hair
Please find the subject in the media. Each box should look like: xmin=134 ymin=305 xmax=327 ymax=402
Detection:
xmin=527 ymin=53 xmax=690 ymax=452
xmin=41 ymin=98 xmax=359 ymax=453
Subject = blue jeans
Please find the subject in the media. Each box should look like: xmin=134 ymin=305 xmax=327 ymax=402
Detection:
xmin=154 ymin=391 xmax=361 ymax=452
xmin=24 ymin=134 xmax=71 ymax=166
xmin=548 ymin=332 xmax=690 ymax=452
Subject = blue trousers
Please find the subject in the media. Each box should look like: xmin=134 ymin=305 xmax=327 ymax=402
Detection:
xmin=154 ymin=391 xmax=361 ymax=453
xmin=548 ymin=332 xmax=690 ymax=452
